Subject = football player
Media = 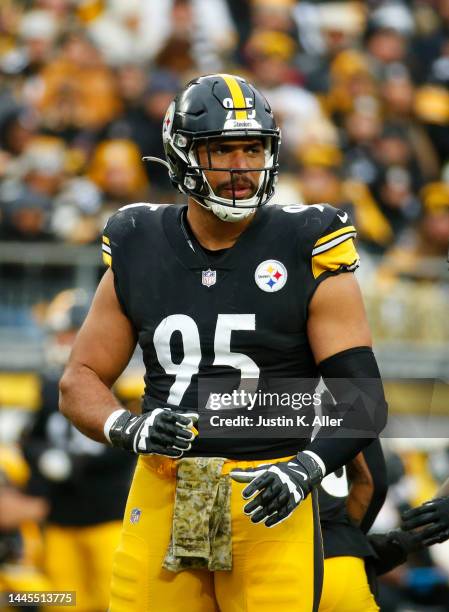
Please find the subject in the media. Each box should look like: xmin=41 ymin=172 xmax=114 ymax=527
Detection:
xmin=59 ymin=74 xmax=387 ymax=611
xmin=320 ymin=449 xmax=449 ymax=611
xmin=21 ymin=291 xmax=136 ymax=612
xmin=319 ymin=439 xmax=387 ymax=611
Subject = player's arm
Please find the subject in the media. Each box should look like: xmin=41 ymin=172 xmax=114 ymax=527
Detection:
xmin=346 ymin=439 xmax=387 ymax=531
xmin=0 ymin=487 xmax=49 ymax=530
xmin=346 ymin=452 xmax=374 ymax=526
xmin=401 ymin=479 xmax=449 ymax=543
xmin=368 ymin=495 xmax=449 ymax=576
xmin=304 ymin=273 xmax=387 ymax=474
xmin=59 ymin=269 xmax=138 ymax=443
xmin=308 ymin=272 xmax=372 ymax=362
xmin=231 ymin=274 xmax=387 ymax=527
xmin=60 ymin=268 xmax=197 ymax=456
xmin=367 ymin=472 xmax=449 ymax=575
xmin=231 ymin=209 xmax=387 ymax=527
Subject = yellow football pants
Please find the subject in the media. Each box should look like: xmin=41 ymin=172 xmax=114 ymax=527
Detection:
xmin=43 ymin=520 xmax=122 ymax=612
xmin=320 ymin=557 xmax=379 ymax=612
xmin=110 ymin=455 xmax=323 ymax=612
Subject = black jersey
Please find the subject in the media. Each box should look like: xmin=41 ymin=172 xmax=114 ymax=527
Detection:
xmin=319 ymin=468 xmax=375 ymax=559
xmin=102 ymin=202 xmax=359 ymax=459
xmin=319 ymin=439 xmax=387 ymax=559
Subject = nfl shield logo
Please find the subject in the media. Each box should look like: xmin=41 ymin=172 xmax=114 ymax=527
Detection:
xmin=202 ymin=268 xmax=216 ymax=287
xmin=130 ymin=508 xmax=141 ymax=524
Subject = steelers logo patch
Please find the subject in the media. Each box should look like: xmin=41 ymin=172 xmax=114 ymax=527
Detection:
xmin=255 ymin=260 xmax=288 ymax=292
xmin=162 ymin=101 xmax=175 ymax=144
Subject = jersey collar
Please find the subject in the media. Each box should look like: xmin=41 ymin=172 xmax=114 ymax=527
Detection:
xmin=163 ymin=204 xmax=270 ymax=271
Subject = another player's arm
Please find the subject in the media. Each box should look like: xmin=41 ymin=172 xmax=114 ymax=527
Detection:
xmin=59 ymin=269 xmax=137 ymax=443
xmin=346 ymin=452 xmax=375 ymax=527
xmin=369 ymin=480 xmax=449 ymax=576
xmin=346 ymin=439 xmax=387 ymax=530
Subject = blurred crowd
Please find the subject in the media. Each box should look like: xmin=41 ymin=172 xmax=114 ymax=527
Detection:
xmin=0 ymin=0 xmax=448 ymax=275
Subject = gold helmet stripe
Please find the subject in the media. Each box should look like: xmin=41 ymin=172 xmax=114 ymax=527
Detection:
xmin=219 ymin=74 xmax=248 ymax=120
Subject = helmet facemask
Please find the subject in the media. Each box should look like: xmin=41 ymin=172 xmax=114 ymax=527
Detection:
xmin=172 ymin=132 xmax=279 ymax=222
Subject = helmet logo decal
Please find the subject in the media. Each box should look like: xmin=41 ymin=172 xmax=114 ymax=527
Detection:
xmin=220 ymin=74 xmax=249 ymax=120
xmin=220 ymin=74 xmax=260 ymax=130
xmin=162 ymin=101 xmax=175 ymax=144
xmin=255 ymin=260 xmax=288 ymax=293
xmin=223 ymin=97 xmax=256 ymax=121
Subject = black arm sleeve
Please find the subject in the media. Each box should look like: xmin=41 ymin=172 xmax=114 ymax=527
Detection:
xmin=304 ymin=346 xmax=388 ymax=475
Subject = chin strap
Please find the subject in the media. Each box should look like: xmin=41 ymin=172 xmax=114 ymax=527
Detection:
xmin=191 ymin=195 xmax=256 ymax=223
xmin=210 ymin=201 xmax=256 ymax=223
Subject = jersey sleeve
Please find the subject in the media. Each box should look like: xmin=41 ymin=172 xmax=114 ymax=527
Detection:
xmin=297 ymin=204 xmax=360 ymax=308
xmin=102 ymin=233 xmax=112 ymax=267
xmin=310 ymin=208 xmax=359 ymax=280
xmin=101 ymin=205 xmax=139 ymax=269
xmin=100 ymin=202 xmax=163 ymax=320
xmin=101 ymin=203 xmax=161 ymax=268
xmin=100 ymin=209 xmax=132 ymax=315
xmin=101 ymin=212 xmax=121 ymax=269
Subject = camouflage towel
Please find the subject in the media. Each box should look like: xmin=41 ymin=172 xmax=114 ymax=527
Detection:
xmin=163 ymin=457 xmax=232 ymax=572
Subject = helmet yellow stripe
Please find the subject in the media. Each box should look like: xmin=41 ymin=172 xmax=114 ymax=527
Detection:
xmin=220 ymin=74 xmax=248 ymax=120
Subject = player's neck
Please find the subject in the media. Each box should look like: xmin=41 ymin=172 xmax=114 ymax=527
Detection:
xmin=186 ymin=199 xmax=255 ymax=250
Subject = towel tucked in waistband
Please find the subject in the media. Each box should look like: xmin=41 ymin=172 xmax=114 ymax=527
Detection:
xmin=163 ymin=457 xmax=232 ymax=572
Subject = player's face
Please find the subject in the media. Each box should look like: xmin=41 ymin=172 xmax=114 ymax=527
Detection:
xmin=196 ymin=138 xmax=265 ymax=200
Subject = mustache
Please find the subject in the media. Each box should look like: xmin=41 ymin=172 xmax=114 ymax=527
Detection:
xmin=216 ymin=176 xmax=256 ymax=195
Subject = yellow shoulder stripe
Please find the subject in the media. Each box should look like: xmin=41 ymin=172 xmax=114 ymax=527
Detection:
xmin=220 ymin=74 xmax=247 ymax=120
xmin=312 ymin=237 xmax=359 ymax=279
xmin=314 ymin=225 xmax=356 ymax=248
xmin=102 ymin=235 xmax=112 ymax=266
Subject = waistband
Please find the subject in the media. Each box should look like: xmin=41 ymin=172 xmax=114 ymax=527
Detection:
xmin=140 ymin=454 xmax=296 ymax=479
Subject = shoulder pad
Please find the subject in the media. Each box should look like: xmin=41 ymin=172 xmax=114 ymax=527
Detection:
xmin=101 ymin=203 xmax=164 ymax=267
xmin=277 ymin=203 xmax=359 ymax=279
xmin=308 ymin=205 xmax=359 ymax=279
xmin=275 ymin=202 xmax=337 ymax=233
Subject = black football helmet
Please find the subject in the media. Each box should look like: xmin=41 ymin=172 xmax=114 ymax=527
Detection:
xmin=159 ymin=73 xmax=281 ymax=222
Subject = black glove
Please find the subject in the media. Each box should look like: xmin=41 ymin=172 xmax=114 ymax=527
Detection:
xmin=106 ymin=408 xmax=198 ymax=458
xmin=387 ymin=529 xmax=427 ymax=555
xmin=401 ymin=496 xmax=449 ymax=547
xmin=230 ymin=452 xmax=323 ymax=527
xmin=368 ymin=529 xmax=426 ymax=576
